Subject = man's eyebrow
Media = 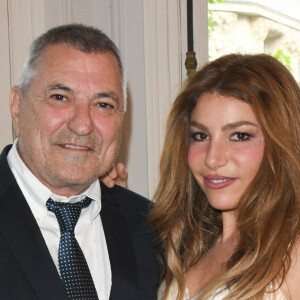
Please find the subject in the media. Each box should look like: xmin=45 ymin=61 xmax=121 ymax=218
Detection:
xmin=47 ymin=85 xmax=121 ymax=103
xmin=48 ymin=84 xmax=72 ymax=92
xmin=96 ymin=92 xmax=120 ymax=102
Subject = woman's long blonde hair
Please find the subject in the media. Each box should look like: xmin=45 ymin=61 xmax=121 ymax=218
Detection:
xmin=149 ymin=54 xmax=300 ymax=299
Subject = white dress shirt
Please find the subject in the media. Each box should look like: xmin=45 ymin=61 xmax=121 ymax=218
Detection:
xmin=7 ymin=139 xmax=111 ymax=299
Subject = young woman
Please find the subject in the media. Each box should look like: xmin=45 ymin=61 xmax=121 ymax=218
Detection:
xmin=149 ymin=54 xmax=300 ymax=299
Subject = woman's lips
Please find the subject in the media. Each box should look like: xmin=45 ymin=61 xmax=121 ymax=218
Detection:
xmin=204 ymin=175 xmax=237 ymax=189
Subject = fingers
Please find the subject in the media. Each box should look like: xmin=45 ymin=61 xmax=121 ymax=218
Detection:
xmin=116 ymin=163 xmax=128 ymax=184
xmin=100 ymin=163 xmax=128 ymax=189
xmin=107 ymin=165 xmax=118 ymax=180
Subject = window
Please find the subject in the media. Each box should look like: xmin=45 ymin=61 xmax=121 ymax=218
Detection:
xmin=208 ymin=0 xmax=300 ymax=84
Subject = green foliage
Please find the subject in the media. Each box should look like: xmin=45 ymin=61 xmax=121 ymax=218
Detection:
xmin=208 ymin=1 xmax=292 ymax=72
xmin=271 ymin=49 xmax=292 ymax=70
xmin=208 ymin=0 xmax=224 ymax=35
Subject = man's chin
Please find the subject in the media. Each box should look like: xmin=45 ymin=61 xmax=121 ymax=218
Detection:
xmin=43 ymin=159 xmax=115 ymax=193
xmin=44 ymin=170 xmax=100 ymax=195
xmin=48 ymin=179 xmax=96 ymax=196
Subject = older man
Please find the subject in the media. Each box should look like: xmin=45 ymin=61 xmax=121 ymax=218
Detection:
xmin=0 ymin=24 xmax=158 ymax=299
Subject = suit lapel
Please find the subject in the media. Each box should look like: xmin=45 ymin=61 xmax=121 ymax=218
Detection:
xmin=101 ymin=184 xmax=140 ymax=300
xmin=0 ymin=146 xmax=68 ymax=299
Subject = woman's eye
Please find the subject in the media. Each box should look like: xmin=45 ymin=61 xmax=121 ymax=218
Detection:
xmin=51 ymin=94 xmax=67 ymax=101
xmin=231 ymin=132 xmax=252 ymax=142
xmin=190 ymin=132 xmax=208 ymax=142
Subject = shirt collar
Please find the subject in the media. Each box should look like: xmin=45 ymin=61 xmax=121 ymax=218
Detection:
xmin=7 ymin=139 xmax=101 ymax=223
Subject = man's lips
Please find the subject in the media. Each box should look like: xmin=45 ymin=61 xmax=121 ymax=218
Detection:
xmin=204 ymin=175 xmax=237 ymax=189
xmin=58 ymin=143 xmax=93 ymax=151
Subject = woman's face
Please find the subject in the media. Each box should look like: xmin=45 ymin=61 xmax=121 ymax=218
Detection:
xmin=187 ymin=92 xmax=265 ymax=212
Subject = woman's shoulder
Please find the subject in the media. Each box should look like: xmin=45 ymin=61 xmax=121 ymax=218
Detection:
xmin=158 ymin=279 xmax=288 ymax=299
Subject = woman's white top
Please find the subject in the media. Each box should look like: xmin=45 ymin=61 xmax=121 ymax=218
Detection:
xmin=158 ymin=279 xmax=287 ymax=300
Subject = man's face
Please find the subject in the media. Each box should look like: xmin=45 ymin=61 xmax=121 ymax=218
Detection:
xmin=10 ymin=44 xmax=125 ymax=196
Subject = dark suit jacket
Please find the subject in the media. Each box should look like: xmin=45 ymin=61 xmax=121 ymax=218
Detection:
xmin=0 ymin=145 xmax=159 ymax=299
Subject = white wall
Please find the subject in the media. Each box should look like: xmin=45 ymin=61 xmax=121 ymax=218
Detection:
xmin=0 ymin=0 xmax=13 ymax=149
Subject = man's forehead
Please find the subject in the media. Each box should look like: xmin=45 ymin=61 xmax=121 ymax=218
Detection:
xmin=34 ymin=46 xmax=122 ymax=86
xmin=38 ymin=46 xmax=110 ymax=70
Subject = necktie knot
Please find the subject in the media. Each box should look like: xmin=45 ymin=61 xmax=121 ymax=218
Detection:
xmin=46 ymin=198 xmax=92 ymax=233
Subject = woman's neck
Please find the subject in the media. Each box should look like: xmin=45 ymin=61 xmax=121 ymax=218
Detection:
xmin=221 ymin=209 xmax=239 ymax=241
xmin=185 ymin=210 xmax=239 ymax=297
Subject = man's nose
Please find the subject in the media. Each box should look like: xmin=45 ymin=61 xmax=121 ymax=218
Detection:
xmin=67 ymin=102 xmax=95 ymax=136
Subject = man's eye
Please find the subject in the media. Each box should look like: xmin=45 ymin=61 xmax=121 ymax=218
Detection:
xmin=92 ymin=100 xmax=119 ymax=116
xmin=190 ymin=132 xmax=208 ymax=142
xmin=231 ymin=132 xmax=252 ymax=142
xmin=51 ymin=94 xmax=67 ymax=101
xmin=97 ymin=102 xmax=115 ymax=109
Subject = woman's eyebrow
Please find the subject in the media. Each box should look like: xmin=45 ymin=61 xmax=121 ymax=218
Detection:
xmin=222 ymin=121 xmax=259 ymax=131
xmin=189 ymin=121 xmax=208 ymax=131
xmin=190 ymin=120 xmax=259 ymax=131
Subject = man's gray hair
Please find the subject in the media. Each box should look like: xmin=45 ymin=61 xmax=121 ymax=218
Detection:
xmin=19 ymin=23 xmax=127 ymax=105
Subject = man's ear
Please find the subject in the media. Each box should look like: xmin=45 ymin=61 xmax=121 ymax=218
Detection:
xmin=9 ymin=86 xmax=22 ymax=138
